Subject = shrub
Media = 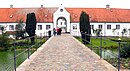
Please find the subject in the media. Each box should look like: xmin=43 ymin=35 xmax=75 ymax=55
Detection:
xmin=120 ymin=43 xmax=130 ymax=58
xmin=93 ymin=29 xmax=102 ymax=37
xmin=15 ymin=19 xmax=26 ymax=39
xmin=108 ymin=37 xmax=130 ymax=42
xmin=122 ymin=58 xmax=130 ymax=69
xmin=0 ymin=33 xmax=10 ymax=50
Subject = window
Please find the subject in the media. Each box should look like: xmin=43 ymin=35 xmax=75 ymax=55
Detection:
xmin=116 ymin=25 xmax=120 ymax=29
xmin=107 ymin=25 xmax=111 ymax=29
xmin=38 ymin=25 xmax=42 ymax=30
xmin=73 ymin=24 xmax=77 ymax=30
xmin=61 ymin=22 xmax=62 ymax=25
xmin=9 ymin=25 xmax=14 ymax=30
xmin=60 ymin=9 xmax=63 ymax=12
xmin=98 ymin=25 xmax=102 ymax=29
xmin=46 ymin=25 xmax=50 ymax=30
xmin=91 ymin=25 xmax=94 ymax=29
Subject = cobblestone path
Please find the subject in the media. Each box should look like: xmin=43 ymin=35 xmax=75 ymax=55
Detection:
xmin=17 ymin=34 xmax=117 ymax=71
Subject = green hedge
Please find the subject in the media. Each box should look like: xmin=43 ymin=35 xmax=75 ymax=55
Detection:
xmin=108 ymin=37 xmax=130 ymax=42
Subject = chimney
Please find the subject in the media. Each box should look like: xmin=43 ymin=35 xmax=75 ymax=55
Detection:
xmin=106 ymin=4 xmax=110 ymax=9
xmin=10 ymin=5 xmax=13 ymax=9
xmin=41 ymin=5 xmax=43 ymax=9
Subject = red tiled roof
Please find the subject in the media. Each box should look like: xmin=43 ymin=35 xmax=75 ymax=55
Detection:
xmin=0 ymin=8 xmax=57 ymax=23
xmin=0 ymin=8 xmax=130 ymax=23
xmin=67 ymin=8 xmax=130 ymax=23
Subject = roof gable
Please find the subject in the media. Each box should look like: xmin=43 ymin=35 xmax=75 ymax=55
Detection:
xmin=54 ymin=5 xmax=70 ymax=15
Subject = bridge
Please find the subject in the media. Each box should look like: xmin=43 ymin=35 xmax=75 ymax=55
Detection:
xmin=16 ymin=34 xmax=117 ymax=71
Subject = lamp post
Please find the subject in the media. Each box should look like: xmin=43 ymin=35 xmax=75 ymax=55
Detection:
xmin=118 ymin=38 xmax=121 ymax=71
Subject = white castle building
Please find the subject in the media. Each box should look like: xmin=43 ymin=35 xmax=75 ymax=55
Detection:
xmin=0 ymin=5 xmax=130 ymax=37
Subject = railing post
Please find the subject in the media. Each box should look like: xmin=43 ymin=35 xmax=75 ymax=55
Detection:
xmin=43 ymin=32 xmax=45 ymax=40
xmin=100 ymin=34 xmax=102 ymax=59
xmin=90 ymin=34 xmax=92 ymax=51
xmin=28 ymin=37 xmax=30 ymax=59
xmin=85 ymin=32 xmax=86 ymax=44
xmin=41 ymin=34 xmax=43 ymax=43
xmin=28 ymin=47 xmax=30 ymax=59
xmin=14 ymin=43 xmax=16 ymax=71
xmin=45 ymin=32 xmax=46 ymax=37
xmin=118 ymin=38 xmax=121 ymax=71
xmin=46 ymin=31 xmax=47 ymax=37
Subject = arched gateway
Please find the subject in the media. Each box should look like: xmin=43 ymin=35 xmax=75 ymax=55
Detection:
xmin=53 ymin=5 xmax=70 ymax=33
xmin=56 ymin=17 xmax=67 ymax=32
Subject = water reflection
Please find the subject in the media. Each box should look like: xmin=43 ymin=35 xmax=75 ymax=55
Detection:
xmin=93 ymin=48 xmax=118 ymax=59
xmin=0 ymin=50 xmax=34 ymax=71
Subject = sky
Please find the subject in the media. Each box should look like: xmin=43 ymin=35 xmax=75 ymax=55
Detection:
xmin=0 ymin=0 xmax=130 ymax=9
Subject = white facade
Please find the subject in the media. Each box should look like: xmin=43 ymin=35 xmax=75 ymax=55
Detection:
xmin=0 ymin=23 xmax=17 ymax=34
xmin=53 ymin=5 xmax=70 ymax=33
xmin=1 ymin=22 xmax=130 ymax=37
xmin=70 ymin=23 xmax=81 ymax=36
xmin=35 ymin=23 xmax=53 ymax=36
xmin=91 ymin=23 xmax=130 ymax=37
xmin=70 ymin=22 xmax=130 ymax=37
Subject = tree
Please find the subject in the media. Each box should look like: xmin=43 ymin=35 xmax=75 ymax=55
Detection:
xmin=121 ymin=28 xmax=127 ymax=37
xmin=15 ymin=19 xmax=25 ymax=39
xmin=0 ymin=25 xmax=5 ymax=35
xmin=93 ymin=29 xmax=102 ymax=37
xmin=0 ymin=26 xmax=10 ymax=50
xmin=112 ymin=28 xmax=116 ymax=36
xmin=120 ymin=42 xmax=130 ymax=58
xmin=25 ymin=13 xmax=37 ymax=44
xmin=79 ymin=11 xmax=91 ymax=44
xmin=0 ymin=32 xmax=10 ymax=50
xmin=1 ymin=27 xmax=4 ymax=34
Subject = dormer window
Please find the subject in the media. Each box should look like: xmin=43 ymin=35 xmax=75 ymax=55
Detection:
xmin=45 ymin=14 xmax=48 ymax=17
xmin=60 ymin=9 xmax=63 ymax=12
xmin=74 ymin=14 xmax=78 ymax=18
xmin=10 ymin=15 xmax=13 ymax=18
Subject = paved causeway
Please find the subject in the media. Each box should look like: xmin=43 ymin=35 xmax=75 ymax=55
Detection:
xmin=17 ymin=34 xmax=117 ymax=71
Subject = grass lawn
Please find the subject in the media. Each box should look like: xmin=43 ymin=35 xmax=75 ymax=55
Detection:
xmin=76 ymin=37 xmax=118 ymax=49
xmin=91 ymin=37 xmax=118 ymax=49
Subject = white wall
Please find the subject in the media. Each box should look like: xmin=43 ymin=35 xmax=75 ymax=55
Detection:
xmin=0 ymin=23 xmax=54 ymax=37
xmin=0 ymin=23 xmax=17 ymax=35
xmin=0 ymin=23 xmax=17 ymax=31
xmin=0 ymin=22 xmax=130 ymax=37
xmin=70 ymin=22 xmax=130 ymax=37
xmin=90 ymin=23 xmax=104 ymax=36
xmin=105 ymin=23 xmax=130 ymax=37
xmin=53 ymin=5 xmax=70 ymax=32
xmin=35 ymin=23 xmax=53 ymax=36
xmin=91 ymin=23 xmax=130 ymax=37
xmin=70 ymin=23 xmax=81 ymax=36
